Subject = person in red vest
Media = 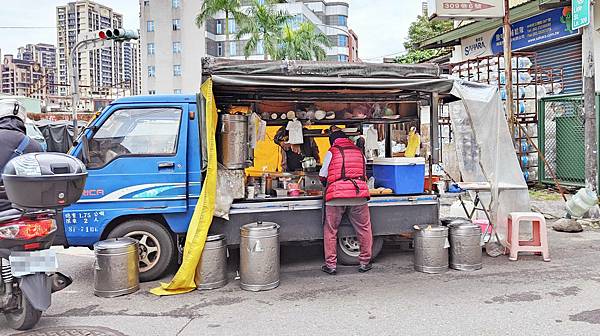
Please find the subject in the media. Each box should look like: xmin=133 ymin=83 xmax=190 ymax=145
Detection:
xmin=319 ymin=127 xmax=373 ymax=274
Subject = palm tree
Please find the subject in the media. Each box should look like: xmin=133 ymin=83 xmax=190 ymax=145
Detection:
xmin=235 ymin=0 xmax=290 ymax=60
xmin=196 ymin=0 xmax=244 ymax=58
xmin=276 ymin=22 xmax=332 ymax=61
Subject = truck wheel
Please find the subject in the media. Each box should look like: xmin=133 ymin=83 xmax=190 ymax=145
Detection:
xmin=4 ymin=293 xmax=42 ymax=330
xmin=108 ymin=219 xmax=175 ymax=282
xmin=337 ymin=236 xmax=384 ymax=266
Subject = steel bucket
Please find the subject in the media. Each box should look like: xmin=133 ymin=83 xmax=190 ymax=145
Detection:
xmin=240 ymin=221 xmax=280 ymax=291
xmin=449 ymin=222 xmax=482 ymax=271
xmin=413 ymin=226 xmax=449 ymax=274
xmin=195 ymin=234 xmax=228 ymax=290
xmin=93 ymin=237 xmax=139 ymax=297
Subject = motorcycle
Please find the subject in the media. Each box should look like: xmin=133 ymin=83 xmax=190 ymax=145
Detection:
xmin=0 ymin=152 xmax=87 ymax=330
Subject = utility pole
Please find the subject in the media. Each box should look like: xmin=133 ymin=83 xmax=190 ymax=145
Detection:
xmin=582 ymin=1 xmax=597 ymax=195
xmin=502 ymin=0 xmax=514 ymax=138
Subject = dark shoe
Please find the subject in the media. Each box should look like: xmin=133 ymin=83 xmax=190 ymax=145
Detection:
xmin=358 ymin=263 xmax=373 ymax=273
xmin=321 ymin=265 xmax=337 ymax=275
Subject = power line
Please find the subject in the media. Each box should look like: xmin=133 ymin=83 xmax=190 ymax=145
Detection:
xmin=0 ymin=26 xmax=56 ymax=29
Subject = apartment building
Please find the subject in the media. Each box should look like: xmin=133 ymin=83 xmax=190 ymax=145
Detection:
xmin=56 ymin=0 xmax=140 ymax=104
xmin=1 ymin=54 xmax=48 ymax=101
xmin=16 ymin=43 xmax=58 ymax=95
xmin=140 ymin=0 xmax=356 ymax=94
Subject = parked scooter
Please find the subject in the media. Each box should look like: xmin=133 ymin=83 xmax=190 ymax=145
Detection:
xmin=0 ymin=152 xmax=87 ymax=330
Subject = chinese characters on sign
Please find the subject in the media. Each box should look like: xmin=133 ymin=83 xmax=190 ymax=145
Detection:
xmin=430 ymin=0 xmax=504 ymax=19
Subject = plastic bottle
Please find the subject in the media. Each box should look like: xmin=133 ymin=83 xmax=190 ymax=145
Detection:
xmin=566 ymin=188 xmax=599 ymax=218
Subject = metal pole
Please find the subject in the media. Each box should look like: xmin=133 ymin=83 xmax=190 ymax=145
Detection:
xmin=69 ymin=44 xmax=81 ymax=140
xmin=502 ymin=0 xmax=514 ymax=139
xmin=582 ymin=1 xmax=597 ymax=195
xmin=430 ymin=92 xmax=440 ymax=163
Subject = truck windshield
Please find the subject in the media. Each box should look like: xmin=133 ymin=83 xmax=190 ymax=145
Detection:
xmin=87 ymin=107 xmax=182 ymax=169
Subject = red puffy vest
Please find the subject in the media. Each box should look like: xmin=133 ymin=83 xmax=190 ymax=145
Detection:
xmin=325 ymin=138 xmax=370 ymax=202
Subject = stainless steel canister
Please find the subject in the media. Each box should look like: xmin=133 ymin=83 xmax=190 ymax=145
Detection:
xmin=240 ymin=221 xmax=280 ymax=291
xmin=93 ymin=237 xmax=139 ymax=297
xmin=195 ymin=234 xmax=228 ymax=290
xmin=219 ymin=114 xmax=248 ymax=169
xmin=449 ymin=222 xmax=483 ymax=271
xmin=413 ymin=226 xmax=449 ymax=274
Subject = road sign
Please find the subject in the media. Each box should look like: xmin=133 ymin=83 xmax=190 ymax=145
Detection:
xmin=572 ymin=0 xmax=590 ymax=30
xmin=429 ymin=0 xmax=504 ymax=20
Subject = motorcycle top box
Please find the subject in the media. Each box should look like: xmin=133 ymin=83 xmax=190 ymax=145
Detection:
xmin=2 ymin=153 xmax=87 ymax=209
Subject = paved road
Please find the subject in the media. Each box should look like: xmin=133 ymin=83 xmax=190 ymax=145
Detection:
xmin=2 ymin=228 xmax=600 ymax=336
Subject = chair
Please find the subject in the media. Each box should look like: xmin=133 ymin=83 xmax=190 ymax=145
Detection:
xmin=507 ymin=212 xmax=550 ymax=262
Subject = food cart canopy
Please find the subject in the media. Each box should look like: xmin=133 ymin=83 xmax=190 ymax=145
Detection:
xmin=202 ymin=58 xmax=457 ymax=95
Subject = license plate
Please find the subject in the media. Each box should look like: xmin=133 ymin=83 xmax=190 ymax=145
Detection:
xmin=9 ymin=250 xmax=58 ymax=277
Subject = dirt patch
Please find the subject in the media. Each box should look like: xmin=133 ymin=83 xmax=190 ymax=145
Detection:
xmin=569 ymin=309 xmax=600 ymax=325
xmin=485 ymin=291 xmax=543 ymax=304
xmin=548 ymin=286 xmax=582 ymax=297
xmin=279 ymin=285 xmax=356 ymax=301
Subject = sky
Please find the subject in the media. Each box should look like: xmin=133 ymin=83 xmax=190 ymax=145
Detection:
xmin=0 ymin=0 xmax=423 ymax=62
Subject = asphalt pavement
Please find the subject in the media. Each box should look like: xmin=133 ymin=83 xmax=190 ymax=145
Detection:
xmin=2 ymin=226 xmax=600 ymax=336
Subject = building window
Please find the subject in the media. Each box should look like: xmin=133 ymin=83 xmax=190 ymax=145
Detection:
xmin=217 ymin=42 xmax=223 ymax=56
xmin=147 ymin=20 xmax=154 ymax=32
xmin=147 ymin=43 xmax=155 ymax=55
xmin=143 ymin=1 xmax=150 ymax=6
xmin=148 ymin=66 xmax=155 ymax=77
xmin=172 ymin=0 xmax=180 ymax=8
xmin=174 ymin=89 xmax=182 ymax=94
xmin=229 ymin=42 xmax=237 ymax=56
xmin=173 ymin=65 xmax=181 ymax=76
xmin=338 ymin=34 xmax=348 ymax=47
xmin=338 ymin=15 xmax=347 ymax=26
xmin=256 ymin=40 xmax=264 ymax=55
xmin=172 ymin=19 xmax=181 ymax=31
xmin=338 ymin=54 xmax=348 ymax=62
xmin=148 ymin=90 xmax=156 ymax=95
xmin=228 ymin=18 xmax=236 ymax=34
xmin=216 ymin=19 xmax=223 ymax=34
xmin=173 ymin=42 xmax=182 ymax=54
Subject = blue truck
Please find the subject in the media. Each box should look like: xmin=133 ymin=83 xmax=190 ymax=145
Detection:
xmin=56 ymin=60 xmax=444 ymax=281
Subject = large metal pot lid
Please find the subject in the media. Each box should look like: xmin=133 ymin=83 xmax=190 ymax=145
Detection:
xmin=206 ymin=234 xmax=226 ymax=242
xmin=241 ymin=221 xmax=280 ymax=232
xmin=94 ymin=237 xmax=138 ymax=250
xmin=414 ymin=225 xmax=448 ymax=232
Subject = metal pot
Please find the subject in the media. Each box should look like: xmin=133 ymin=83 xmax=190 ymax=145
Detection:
xmin=218 ymin=114 xmax=248 ymax=169
xmin=302 ymin=157 xmax=317 ymax=172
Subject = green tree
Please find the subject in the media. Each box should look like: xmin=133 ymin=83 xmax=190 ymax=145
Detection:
xmin=395 ymin=15 xmax=453 ymax=64
xmin=196 ymin=0 xmax=245 ymax=58
xmin=235 ymin=0 xmax=290 ymax=60
xmin=276 ymin=22 xmax=332 ymax=61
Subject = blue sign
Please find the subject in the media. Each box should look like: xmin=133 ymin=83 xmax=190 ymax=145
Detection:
xmin=491 ymin=7 xmax=578 ymax=54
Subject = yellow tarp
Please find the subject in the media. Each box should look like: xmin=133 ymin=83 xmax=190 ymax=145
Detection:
xmin=150 ymin=79 xmax=218 ymax=296
xmin=246 ymin=125 xmax=332 ymax=175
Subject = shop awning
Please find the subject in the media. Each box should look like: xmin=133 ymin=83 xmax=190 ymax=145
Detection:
xmin=202 ymin=58 xmax=456 ymax=95
xmin=417 ymin=0 xmax=541 ymax=50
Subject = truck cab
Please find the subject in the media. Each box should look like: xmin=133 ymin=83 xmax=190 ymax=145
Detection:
xmin=65 ymin=95 xmax=201 ymax=281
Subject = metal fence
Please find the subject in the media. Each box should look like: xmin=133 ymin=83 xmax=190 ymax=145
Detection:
xmin=538 ymin=93 xmax=585 ymax=187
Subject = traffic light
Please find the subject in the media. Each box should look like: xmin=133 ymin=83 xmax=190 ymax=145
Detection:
xmin=98 ymin=29 xmax=139 ymax=42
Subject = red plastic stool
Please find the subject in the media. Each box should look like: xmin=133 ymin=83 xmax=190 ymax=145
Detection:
xmin=507 ymin=212 xmax=550 ymax=261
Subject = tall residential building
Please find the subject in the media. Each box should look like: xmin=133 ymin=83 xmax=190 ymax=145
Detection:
xmin=122 ymin=40 xmax=142 ymax=95
xmin=140 ymin=0 xmax=355 ymax=94
xmin=56 ymin=0 xmax=140 ymax=104
xmin=140 ymin=0 xmax=205 ymax=95
xmin=17 ymin=43 xmax=58 ymax=95
xmin=1 ymin=54 xmax=49 ymax=101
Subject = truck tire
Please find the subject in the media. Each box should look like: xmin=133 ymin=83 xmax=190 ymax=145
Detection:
xmin=108 ymin=219 xmax=175 ymax=282
xmin=337 ymin=236 xmax=384 ymax=266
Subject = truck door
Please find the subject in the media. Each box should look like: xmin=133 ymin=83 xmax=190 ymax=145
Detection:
xmin=65 ymin=104 xmax=188 ymax=246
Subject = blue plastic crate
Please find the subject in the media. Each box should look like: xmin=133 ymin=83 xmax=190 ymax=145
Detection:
xmin=372 ymin=157 xmax=425 ymax=195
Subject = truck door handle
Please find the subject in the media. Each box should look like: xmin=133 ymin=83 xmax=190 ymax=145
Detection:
xmin=158 ymin=162 xmax=175 ymax=169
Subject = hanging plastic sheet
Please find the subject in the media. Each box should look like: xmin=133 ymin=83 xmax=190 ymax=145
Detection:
xmin=448 ymin=81 xmax=530 ymax=245
xmin=150 ymin=79 xmax=218 ymax=296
